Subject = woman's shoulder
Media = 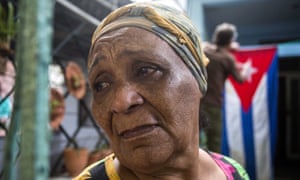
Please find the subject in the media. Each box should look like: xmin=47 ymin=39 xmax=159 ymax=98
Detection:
xmin=209 ymin=151 xmax=250 ymax=180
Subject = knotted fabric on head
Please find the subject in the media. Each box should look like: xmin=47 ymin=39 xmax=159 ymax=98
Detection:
xmin=88 ymin=2 xmax=209 ymax=94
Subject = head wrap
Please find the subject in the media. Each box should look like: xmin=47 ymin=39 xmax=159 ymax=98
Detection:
xmin=88 ymin=2 xmax=209 ymax=94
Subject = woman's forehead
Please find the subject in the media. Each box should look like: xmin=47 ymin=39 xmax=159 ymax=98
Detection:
xmin=95 ymin=27 xmax=159 ymax=45
xmin=89 ymin=27 xmax=173 ymax=62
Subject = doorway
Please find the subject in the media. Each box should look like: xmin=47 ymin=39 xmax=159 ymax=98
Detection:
xmin=275 ymin=56 xmax=300 ymax=178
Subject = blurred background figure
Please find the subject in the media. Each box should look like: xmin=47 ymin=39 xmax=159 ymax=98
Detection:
xmin=201 ymin=22 xmax=246 ymax=153
xmin=0 ymin=56 xmax=15 ymax=137
xmin=0 ymin=0 xmax=16 ymax=137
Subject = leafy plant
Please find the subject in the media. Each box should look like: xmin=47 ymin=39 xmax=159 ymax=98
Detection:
xmin=0 ymin=1 xmax=16 ymax=47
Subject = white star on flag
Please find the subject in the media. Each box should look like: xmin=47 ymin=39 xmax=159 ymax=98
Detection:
xmin=239 ymin=58 xmax=258 ymax=83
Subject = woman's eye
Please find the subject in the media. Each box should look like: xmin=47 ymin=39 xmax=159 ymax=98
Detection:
xmin=93 ymin=81 xmax=110 ymax=92
xmin=137 ymin=66 xmax=157 ymax=77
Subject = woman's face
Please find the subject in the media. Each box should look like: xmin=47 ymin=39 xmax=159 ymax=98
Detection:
xmin=88 ymin=27 xmax=201 ymax=172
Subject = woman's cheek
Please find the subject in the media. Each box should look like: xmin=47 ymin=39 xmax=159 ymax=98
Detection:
xmin=92 ymin=104 xmax=104 ymax=124
xmin=92 ymin=103 xmax=112 ymax=134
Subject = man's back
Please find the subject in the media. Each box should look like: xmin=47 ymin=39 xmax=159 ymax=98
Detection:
xmin=202 ymin=44 xmax=242 ymax=107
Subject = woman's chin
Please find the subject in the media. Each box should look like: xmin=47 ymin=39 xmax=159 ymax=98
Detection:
xmin=118 ymin=140 xmax=174 ymax=173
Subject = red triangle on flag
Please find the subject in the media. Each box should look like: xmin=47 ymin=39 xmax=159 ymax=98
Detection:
xmin=228 ymin=47 xmax=276 ymax=112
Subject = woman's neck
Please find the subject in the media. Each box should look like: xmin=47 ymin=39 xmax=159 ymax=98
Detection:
xmin=115 ymin=148 xmax=226 ymax=180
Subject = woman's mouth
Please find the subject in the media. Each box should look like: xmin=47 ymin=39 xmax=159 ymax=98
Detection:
xmin=119 ymin=125 xmax=158 ymax=139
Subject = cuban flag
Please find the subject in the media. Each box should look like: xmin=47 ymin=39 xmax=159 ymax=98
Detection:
xmin=222 ymin=46 xmax=278 ymax=180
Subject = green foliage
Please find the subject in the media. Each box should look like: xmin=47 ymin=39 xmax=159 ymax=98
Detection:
xmin=0 ymin=2 xmax=16 ymax=43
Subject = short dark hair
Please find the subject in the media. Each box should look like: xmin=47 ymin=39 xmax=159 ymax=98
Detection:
xmin=212 ymin=23 xmax=238 ymax=47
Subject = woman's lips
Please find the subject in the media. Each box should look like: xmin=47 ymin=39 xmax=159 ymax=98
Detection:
xmin=120 ymin=125 xmax=158 ymax=139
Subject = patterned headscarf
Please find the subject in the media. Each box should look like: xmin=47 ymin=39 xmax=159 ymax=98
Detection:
xmin=88 ymin=2 xmax=209 ymax=94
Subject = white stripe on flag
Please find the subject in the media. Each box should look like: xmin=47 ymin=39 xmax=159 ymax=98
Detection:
xmin=252 ymin=74 xmax=272 ymax=180
xmin=224 ymin=80 xmax=245 ymax=167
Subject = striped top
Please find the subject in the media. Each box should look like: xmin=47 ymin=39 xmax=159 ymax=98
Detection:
xmin=73 ymin=151 xmax=249 ymax=180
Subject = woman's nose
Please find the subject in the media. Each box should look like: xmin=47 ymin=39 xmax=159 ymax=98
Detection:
xmin=111 ymin=84 xmax=144 ymax=114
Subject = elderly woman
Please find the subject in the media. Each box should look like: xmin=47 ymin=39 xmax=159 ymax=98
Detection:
xmin=75 ymin=2 xmax=249 ymax=180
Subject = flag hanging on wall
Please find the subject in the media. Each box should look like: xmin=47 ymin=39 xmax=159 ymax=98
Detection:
xmin=222 ymin=46 xmax=278 ymax=180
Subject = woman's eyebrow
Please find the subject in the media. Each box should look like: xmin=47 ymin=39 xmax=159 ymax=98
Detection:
xmin=119 ymin=48 xmax=147 ymax=56
xmin=119 ymin=49 xmax=169 ymax=65
xmin=89 ymin=55 xmax=105 ymax=70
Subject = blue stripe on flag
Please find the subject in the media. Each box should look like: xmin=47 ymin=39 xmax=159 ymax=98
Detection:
xmin=241 ymin=108 xmax=256 ymax=180
xmin=267 ymin=53 xmax=278 ymax=179
xmin=221 ymin=103 xmax=229 ymax=156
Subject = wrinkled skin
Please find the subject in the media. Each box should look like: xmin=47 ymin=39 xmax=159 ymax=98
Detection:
xmin=88 ymin=27 xmax=224 ymax=179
